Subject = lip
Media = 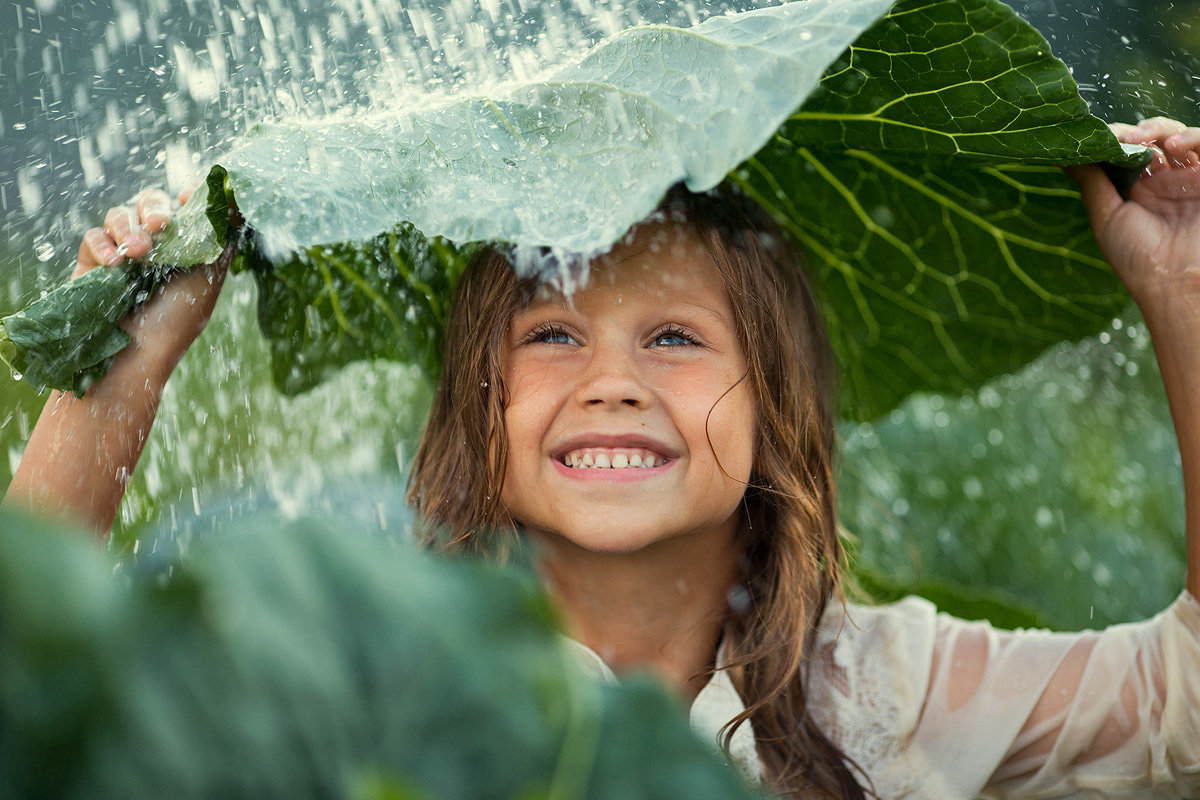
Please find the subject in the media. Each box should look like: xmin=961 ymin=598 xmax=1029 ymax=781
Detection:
xmin=550 ymin=433 xmax=681 ymax=463
xmin=552 ymin=456 xmax=676 ymax=481
xmin=550 ymin=433 xmax=680 ymax=481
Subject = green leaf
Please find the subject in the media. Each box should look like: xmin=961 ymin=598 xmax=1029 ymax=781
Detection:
xmin=4 ymin=0 xmax=1155 ymax=413
xmin=782 ymin=0 xmax=1142 ymax=165
xmin=218 ymin=0 xmax=896 ymax=259
xmin=734 ymin=0 xmax=1150 ymax=418
xmin=146 ymin=166 xmax=231 ymax=268
xmin=852 ymin=563 xmax=1054 ymax=629
xmin=247 ymin=225 xmax=480 ymax=393
xmin=839 ymin=309 xmax=1186 ymax=631
xmin=0 ymin=267 xmax=135 ymax=396
xmin=0 ymin=506 xmax=760 ymax=799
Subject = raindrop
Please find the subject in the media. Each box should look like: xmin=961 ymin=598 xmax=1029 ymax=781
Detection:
xmin=33 ymin=238 xmax=56 ymax=262
xmin=869 ymin=205 xmax=895 ymax=228
xmin=726 ymin=584 xmax=752 ymax=615
xmin=16 ymin=167 xmax=42 ymax=215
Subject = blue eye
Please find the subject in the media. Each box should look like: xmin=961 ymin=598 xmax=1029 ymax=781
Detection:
xmin=526 ymin=324 xmax=575 ymax=345
xmin=652 ymin=327 xmax=697 ymax=347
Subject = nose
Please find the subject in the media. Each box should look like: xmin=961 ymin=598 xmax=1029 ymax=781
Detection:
xmin=574 ymin=344 xmax=653 ymax=409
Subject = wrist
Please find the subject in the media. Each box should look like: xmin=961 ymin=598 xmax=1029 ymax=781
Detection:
xmin=99 ymin=327 xmax=178 ymax=400
xmin=1132 ymin=279 xmax=1200 ymax=331
xmin=1124 ymin=260 xmax=1200 ymax=311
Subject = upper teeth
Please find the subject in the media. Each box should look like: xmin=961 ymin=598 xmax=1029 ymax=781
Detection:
xmin=563 ymin=448 xmax=665 ymax=469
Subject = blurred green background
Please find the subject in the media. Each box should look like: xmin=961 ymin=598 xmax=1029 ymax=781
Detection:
xmin=1 ymin=0 xmax=1197 ymax=630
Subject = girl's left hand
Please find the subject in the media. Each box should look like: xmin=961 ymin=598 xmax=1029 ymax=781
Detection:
xmin=1066 ymin=117 xmax=1200 ymax=314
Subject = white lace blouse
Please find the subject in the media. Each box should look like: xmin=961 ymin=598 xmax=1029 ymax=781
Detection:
xmin=565 ymin=592 xmax=1200 ymax=798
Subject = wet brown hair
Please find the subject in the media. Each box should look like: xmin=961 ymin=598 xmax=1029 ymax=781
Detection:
xmin=408 ymin=185 xmax=865 ymax=798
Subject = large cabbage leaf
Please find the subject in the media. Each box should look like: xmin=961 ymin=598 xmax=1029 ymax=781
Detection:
xmin=1 ymin=0 xmax=1146 ymax=416
xmin=0 ymin=506 xmax=761 ymax=799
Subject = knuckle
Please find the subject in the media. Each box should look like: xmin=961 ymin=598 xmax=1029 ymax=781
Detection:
xmin=104 ymin=205 xmax=131 ymax=228
xmin=139 ymin=187 xmax=170 ymax=207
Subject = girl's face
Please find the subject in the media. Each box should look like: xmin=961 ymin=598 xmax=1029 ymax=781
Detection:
xmin=501 ymin=222 xmax=756 ymax=555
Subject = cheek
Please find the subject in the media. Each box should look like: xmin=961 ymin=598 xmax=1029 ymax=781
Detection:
xmin=693 ymin=380 xmax=757 ymax=482
xmin=725 ymin=387 xmax=758 ymax=479
xmin=501 ymin=365 xmax=563 ymax=464
xmin=499 ymin=404 xmax=537 ymax=523
xmin=502 ymin=397 xmax=542 ymax=468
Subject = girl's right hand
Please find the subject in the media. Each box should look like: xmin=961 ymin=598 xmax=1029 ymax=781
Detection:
xmin=75 ymin=185 xmax=231 ymax=373
xmin=2 ymin=185 xmax=236 ymax=534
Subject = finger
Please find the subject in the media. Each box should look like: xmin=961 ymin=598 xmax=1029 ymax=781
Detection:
xmin=1063 ymin=163 xmax=1124 ymax=230
xmin=1137 ymin=116 xmax=1188 ymax=141
xmin=103 ymin=205 xmax=152 ymax=260
xmin=1144 ymin=144 xmax=1169 ymax=175
xmin=76 ymin=227 xmax=121 ymax=276
xmin=1107 ymin=122 xmax=1165 ymax=170
xmin=178 ymin=179 xmax=201 ymax=206
xmin=135 ymin=188 xmax=173 ymax=234
xmin=1109 ymin=121 xmax=1156 ymax=146
xmin=1109 ymin=121 xmax=1143 ymax=139
xmin=1163 ymin=128 xmax=1200 ymax=169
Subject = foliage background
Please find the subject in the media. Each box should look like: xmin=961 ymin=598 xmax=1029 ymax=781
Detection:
xmin=0 ymin=0 xmax=1197 ymax=632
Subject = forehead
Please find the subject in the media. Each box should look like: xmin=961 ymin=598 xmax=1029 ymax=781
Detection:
xmin=533 ymin=221 xmax=730 ymax=308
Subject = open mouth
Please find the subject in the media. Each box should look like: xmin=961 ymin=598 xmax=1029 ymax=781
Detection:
xmin=559 ymin=447 xmax=671 ymax=470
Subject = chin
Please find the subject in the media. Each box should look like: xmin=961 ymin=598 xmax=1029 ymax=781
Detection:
xmin=538 ymin=521 xmax=671 ymax=556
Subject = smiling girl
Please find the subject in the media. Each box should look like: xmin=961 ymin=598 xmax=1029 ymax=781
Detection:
xmin=8 ymin=118 xmax=1200 ymax=798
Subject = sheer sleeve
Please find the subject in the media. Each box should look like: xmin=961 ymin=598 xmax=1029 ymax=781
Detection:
xmin=806 ymin=592 xmax=1200 ymax=799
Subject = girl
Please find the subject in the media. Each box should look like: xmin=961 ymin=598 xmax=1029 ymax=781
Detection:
xmin=7 ymin=117 xmax=1200 ymax=798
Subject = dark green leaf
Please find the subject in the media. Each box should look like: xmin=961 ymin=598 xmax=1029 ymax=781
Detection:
xmin=0 ymin=267 xmax=135 ymax=396
xmin=247 ymin=225 xmax=479 ymax=393
xmin=735 ymin=0 xmax=1151 ymax=419
xmin=0 ymin=507 xmax=760 ymax=800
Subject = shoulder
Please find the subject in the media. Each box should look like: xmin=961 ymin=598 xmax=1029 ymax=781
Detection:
xmin=808 ymin=595 xmax=940 ymax=730
xmin=807 ymin=592 xmax=1200 ymax=795
xmin=805 ymin=595 xmax=943 ymax=792
xmin=813 ymin=594 xmax=941 ymax=664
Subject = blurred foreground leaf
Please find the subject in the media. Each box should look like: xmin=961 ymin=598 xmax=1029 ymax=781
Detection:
xmin=0 ymin=508 xmax=758 ymax=800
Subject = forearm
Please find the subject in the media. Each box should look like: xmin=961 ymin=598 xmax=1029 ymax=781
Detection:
xmin=1139 ymin=290 xmax=1200 ymax=599
xmin=3 ymin=337 xmax=175 ymax=536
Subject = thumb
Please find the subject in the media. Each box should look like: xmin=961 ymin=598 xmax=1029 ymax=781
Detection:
xmin=1063 ymin=163 xmax=1124 ymax=232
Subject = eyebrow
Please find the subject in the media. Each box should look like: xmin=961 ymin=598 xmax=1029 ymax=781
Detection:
xmin=668 ymin=301 xmax=734 ymax=329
